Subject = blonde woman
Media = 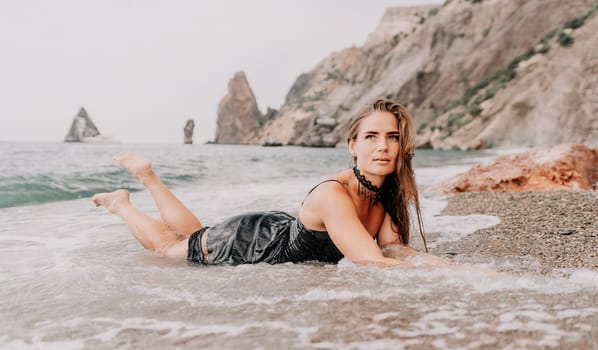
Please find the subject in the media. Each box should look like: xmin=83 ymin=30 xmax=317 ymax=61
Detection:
xmin=93 ymin=99 xmax=449 ymax=267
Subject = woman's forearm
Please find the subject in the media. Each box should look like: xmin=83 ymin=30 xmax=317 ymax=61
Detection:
xmin=352 ymin=256 xmax=414 ymax=267
xmin=380 ymin=243 xmax=453 ymax=266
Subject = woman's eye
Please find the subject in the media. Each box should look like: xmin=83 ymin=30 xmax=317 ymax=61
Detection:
xmin=389 ymin=135 xmax=400 ymax=141
xmin=365 ymin=134 xmax=375 ymax=140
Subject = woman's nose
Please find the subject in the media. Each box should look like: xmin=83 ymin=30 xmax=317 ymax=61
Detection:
xmin=377 ymin=138 xmax=388 ymax=150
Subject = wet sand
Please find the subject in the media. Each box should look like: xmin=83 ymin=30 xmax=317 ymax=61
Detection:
xmin=432 ymin=190 xmax=598 ymax=274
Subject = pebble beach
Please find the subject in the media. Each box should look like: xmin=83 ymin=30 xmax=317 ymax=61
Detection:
xmin=433 ymin=190 xmax=598 ymax=273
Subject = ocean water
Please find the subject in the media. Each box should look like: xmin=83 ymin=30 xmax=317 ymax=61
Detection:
xmin=0 ymin=142 xmax=596 ymax=349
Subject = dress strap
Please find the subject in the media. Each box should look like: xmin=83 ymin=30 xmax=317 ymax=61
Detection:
xmin=301 ymin=179 xmax=345 ymax=205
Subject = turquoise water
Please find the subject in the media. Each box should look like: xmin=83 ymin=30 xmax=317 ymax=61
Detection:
xmin=0 ymin=142 xmax=487 ymax=208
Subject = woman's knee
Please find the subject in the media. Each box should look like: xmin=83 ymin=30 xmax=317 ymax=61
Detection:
xmin=161 ymin=238 xmax=189 ymax=259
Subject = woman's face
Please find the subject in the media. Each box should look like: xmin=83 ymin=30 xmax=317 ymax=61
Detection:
xmin=349 ymin=110 xmax=401 ymax=177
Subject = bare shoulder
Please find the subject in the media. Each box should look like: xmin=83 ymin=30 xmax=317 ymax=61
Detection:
xmin=299 ymin=170 xmax=354 ymax=230
xmin=302 ymin=170 xmax=352 ymax=206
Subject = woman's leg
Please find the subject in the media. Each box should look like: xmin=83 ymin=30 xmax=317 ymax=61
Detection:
xmin=92 ymin=189 xmax=188 ymax=258
xmin=114 ymin=152 xmax=202 ymax=236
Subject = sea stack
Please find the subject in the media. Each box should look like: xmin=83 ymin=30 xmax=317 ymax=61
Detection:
xmin=64 ymin=107 xmax=101 ymax=142
xmin=184 ymin=119 xmax=195 ymax=144
xmin=214 ymin=71 xmax=265 ymax=144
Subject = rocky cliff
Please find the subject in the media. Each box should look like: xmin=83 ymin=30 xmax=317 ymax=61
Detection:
xmin=215 ymin=0 xmax=598 ymax=149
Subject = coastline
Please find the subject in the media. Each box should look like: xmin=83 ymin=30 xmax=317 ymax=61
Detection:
xmin=432 ymin=190 xmax=598 ymax=273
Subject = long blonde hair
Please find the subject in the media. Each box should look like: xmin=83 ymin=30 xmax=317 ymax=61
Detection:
xmin=347 ymin=99 xmax=427 ymax=251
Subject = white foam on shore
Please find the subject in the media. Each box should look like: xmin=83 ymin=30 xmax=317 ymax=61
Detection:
xmin=0 ymin=339 xmax=84 ymax=350
xmin=416 ymin=165 xmax=473 ymax=188
xmin=335 ymin=262 xmax=598 ymax=293
xmin=313 ymin=339 xmax=422 ymax=350
xmin=414 ymin=163 xmax=502 ymax=247
xmin=33 ymin=316 xmax=319 ymax=348
xmin=418 ymin=194 xmax=500 ymax=246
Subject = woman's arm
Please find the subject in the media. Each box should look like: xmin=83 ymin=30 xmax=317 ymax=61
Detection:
xmin=376 ymin=212 xmax=453 ymax=266
xmin=376 ymin=212 xmax=402 ymax=247
xmin=309 ymin=183 xmax=413 ymax=267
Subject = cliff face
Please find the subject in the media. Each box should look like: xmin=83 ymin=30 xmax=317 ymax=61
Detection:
xmin=218 ymin=0 xmax=597 ymax=149
xmin=412 ymin=0 xmax=598 ymax=150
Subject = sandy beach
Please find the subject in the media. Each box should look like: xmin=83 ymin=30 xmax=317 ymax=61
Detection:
xmin=433 ymin=190 xmax=598 ymax=274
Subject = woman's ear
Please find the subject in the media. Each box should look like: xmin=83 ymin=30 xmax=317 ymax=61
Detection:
xmin=348 ymin=138 xmax=356 ymax=157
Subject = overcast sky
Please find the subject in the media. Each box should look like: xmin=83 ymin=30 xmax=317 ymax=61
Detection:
xmin=0 ymin=0 xmax=441 ymax=144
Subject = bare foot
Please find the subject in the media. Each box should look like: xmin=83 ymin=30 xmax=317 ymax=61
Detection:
xmin=113 ymin=152 xmax=153 ymax=181
xmin=92 ymin=189 xmax=130 ymax=214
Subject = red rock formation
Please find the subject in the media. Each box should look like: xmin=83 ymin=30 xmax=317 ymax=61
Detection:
xmin=441 ymin=144 xmax=598 ymax=192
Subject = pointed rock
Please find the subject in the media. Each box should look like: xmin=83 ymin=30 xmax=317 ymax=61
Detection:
xmin=214 ymin=71 xmax=264 ymax=144
xmin=64 ymin=107 xmax=101 ymax=142
xmin=183 ymin=119 xmax=195 ymax=144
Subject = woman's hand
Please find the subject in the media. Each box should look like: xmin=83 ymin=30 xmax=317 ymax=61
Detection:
xmin=380 ymin=243 xmax=453 ymax=267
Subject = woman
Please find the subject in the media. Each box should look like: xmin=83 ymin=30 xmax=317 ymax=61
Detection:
xmin=93 ymin=99 xmax=449 ymax=267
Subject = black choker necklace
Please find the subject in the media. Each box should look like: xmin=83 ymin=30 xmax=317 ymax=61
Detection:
xmin=352 ymin=166 xmax=381 ymax=206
